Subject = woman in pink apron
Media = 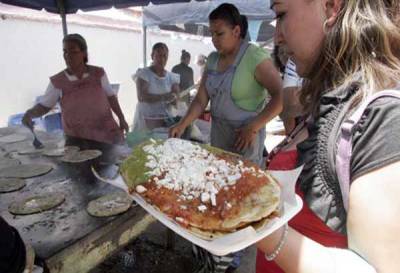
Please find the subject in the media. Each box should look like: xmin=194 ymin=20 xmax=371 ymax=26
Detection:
xmin=256 ymin=0 xmax=400 ymax=272
xmin=22 ymin=34 xmax=128 ymax=152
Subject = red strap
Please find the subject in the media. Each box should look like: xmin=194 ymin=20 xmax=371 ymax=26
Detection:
xmin=257 ymin=150 xmax=347 ymax=273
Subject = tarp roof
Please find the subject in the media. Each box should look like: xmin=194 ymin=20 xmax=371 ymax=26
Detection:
xmin=0 ymin=0 xmax=207 ymax=14
xmin=143 ymin=0 xmax=274 ymax=42
xmin=143 ymin=0 xmax=273 ymax=27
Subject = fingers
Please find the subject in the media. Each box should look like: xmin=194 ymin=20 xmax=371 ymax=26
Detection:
xmin=120 ymin=121 xmax=129 ymax=134
xmin=169 ymin=126 xmax=183 ymax=138
xmin=22 ymin=114 xmax=33 ymax=129
xmin=169 ymin=127 xmax=178 ymax=138
xmin=124 ymin=124 xmax=130 ymax=134
xmin=235 ymin=138 xmax=251 ymax=151
xmin=234 ymin=130 xmax=255 ymax=151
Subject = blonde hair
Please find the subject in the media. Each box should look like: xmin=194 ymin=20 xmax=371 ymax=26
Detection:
xmin=302 ymin=0 xmax=400 ymax=114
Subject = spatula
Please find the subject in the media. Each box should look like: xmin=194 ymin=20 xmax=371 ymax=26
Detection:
xmin=27 ymin=126 xmax=44 ymax=149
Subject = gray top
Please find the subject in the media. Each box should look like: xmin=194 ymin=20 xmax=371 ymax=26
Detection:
xmin=297 ymin=85 xmax=400 ymax=234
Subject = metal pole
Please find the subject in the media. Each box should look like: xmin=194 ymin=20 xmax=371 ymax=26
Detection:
xmin=56 ymin=0 xmax=68 ymax=36
xmin=143 ymin=25 xmax=147 ymax=67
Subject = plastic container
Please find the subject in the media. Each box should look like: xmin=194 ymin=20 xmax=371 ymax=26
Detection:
xmin=43 ymin=113 xmax=63 ymax=132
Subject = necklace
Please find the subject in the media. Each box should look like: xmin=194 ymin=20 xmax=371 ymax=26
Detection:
xmin=265 ymin=116 xmax=309 ymax=168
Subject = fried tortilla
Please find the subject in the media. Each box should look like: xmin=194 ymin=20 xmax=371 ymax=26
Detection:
xmin=121 ymin=139 xmax=281 ymax=236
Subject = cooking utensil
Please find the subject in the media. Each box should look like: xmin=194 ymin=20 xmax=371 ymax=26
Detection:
xmin=27 ymin=126 xmax=44 ymax=149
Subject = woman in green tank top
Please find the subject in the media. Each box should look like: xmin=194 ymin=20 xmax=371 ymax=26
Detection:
xmin=170 ymin=4 xmax=283 ymax=165
xmin=170 ymin=3 xmax=283 ymax=273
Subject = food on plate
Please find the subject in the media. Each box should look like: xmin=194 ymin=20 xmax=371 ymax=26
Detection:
xmin=121 ymin=138 xmax=281 ymax=239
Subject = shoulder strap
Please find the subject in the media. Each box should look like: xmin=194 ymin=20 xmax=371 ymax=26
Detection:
xmin=232 ymin=41 xmax=250 ymax=68
xmin=336 ymin=90 xmax=400 ymax=212
xmin=206 ymin=42 xmax=250 ymax=72
xmin=206 ymin=52 xmax=219 ymax=71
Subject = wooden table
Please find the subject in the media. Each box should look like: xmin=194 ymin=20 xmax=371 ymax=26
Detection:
xmin=0 ymin=127 xmax=155 ymax=273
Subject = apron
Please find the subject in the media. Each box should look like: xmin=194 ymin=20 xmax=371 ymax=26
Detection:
xmin=256 ymin=135 xmax=347 ymax=273
xmin=192 ymin=41 xmax=267 ymax=273
xmin=206 ymin=42 xmax=266 ymax=166
xmin=51 ymin=66 xmax=123 ymax=144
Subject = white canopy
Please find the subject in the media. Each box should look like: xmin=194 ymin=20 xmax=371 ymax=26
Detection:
xmin=142 ymin=0 xmax=274 ymax=27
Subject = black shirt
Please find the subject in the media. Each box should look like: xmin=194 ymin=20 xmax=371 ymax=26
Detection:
xmin=172 ymin=63 xmax=194 ymax=91
xmin=297 ymin=85 xmax=400 ymax=234
xmin=0 ymin=217 xmax=26 ymax=273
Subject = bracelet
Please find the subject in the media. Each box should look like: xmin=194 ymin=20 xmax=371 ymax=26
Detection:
xmin=265 ymin=223 xmax=289 ymax=261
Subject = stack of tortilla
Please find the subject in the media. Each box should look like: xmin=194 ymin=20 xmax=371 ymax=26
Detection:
xmin=120 ymin=139 xmax=281 ymax=240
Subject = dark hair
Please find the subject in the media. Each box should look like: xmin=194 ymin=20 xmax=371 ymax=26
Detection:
xmin=209 ymin=3 xmax=248 ymax=39
xmin=272 ymin=46 xmax=285 ymax=74
xmin=152 ymin=42 xmax=168 ymax=54
xmin=63 ymin=33 xmax=88 ymax=63
xmin=181 ymin=50 xmax=190 ymax=61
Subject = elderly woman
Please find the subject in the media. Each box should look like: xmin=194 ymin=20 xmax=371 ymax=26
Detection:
xmin=132 ymin=42 xmax=180 ymax=132
xmin=256 ymin=1 xmax=400 ymax=273
xmin=22 ymin=33 xmax=128 ymax=150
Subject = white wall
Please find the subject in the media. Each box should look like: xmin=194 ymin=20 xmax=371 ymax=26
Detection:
xmin=0 ymin=17 xmax=214 ymax=127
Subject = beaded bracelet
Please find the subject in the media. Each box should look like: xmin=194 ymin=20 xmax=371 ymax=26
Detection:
xmin=265 ymin=223 xmax=289 ymax=261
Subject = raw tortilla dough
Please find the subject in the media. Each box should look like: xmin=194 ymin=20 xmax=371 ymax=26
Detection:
xmin=42 ymin=146 xmax=80 ymax=157
xmin=87 ymin=192 xmax=132 ymax=217
xmin=0 ymin=178 xmax=26 ymax=193
xmin=0 ymin=134 xmax=26 ymax=143
xmin=0 ymin=158 xmax=20 ymax=169
xmin=8 ymin=193 xmax=65 ymax=215
xmin=61 ymin=149 xmax=102 ymax=163
xmin=0 ymin=164 xmax=53 ymax=178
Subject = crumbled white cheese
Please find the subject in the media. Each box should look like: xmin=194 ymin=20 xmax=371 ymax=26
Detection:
xmin=211 ymin=193 xmax=217 ymax=206
xmin=136 ymin=185 xmax=147 ymax=193
xmin=180 ymin=205 xmax=187 ymax=210
xmin=175 ymin=217 xmax=185 ymax=223
xmin=198 ymin=205 xmax=207 ymax=212
xmin=228 ymin=173 xmax=241 ymax=182
xmin=143 ymin=138 xmax=254 ymax=207
xmin=201 ymin=192 xmax=210 ymax=203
